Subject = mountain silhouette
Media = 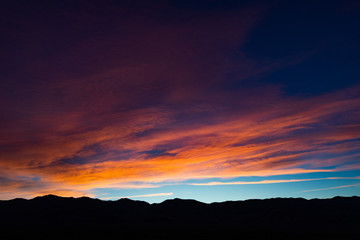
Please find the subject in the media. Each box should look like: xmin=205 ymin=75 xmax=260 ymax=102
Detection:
xmin=1 ymin=195 xmax=359 ymax=239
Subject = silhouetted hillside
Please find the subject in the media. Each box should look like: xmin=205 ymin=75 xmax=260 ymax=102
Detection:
xmin=1 ymin=196 xmax=359 ymax=239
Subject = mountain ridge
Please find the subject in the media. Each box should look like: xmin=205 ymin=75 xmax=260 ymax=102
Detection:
xmin=3 ymin=194 xmax=359 ymax=204
xmin=1 ymin=195 xmax=359 ymax=239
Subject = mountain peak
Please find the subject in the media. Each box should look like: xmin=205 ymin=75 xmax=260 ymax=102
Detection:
xmin=34 ymin=194 xmax=65 ymax=200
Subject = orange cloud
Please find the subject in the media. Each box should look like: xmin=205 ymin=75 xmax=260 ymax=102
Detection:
xmin=1 ymin=86 xmax=354 ymax=192
xmin=1 ymin=89 xmax=359 ymax=199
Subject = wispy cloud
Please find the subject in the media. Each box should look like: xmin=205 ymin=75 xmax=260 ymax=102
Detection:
xmin=302 ymin=183 xmax=360 ymax=192
xmin=1 ymin=88 xmax=359 ymax=198
xmin=190 ymin=177 xmax=360 ymax=186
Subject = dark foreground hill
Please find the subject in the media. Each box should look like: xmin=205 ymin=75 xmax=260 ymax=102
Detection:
xmin=1 ymin=195 xmax=359 ymax=239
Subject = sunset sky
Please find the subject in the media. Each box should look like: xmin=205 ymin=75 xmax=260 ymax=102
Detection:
xmin=1 ymin=0 xmax=360 ymax=203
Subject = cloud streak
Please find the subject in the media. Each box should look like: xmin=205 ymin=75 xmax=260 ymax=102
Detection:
xmin=302 ymin=183 xmax=360 ymax=192
xmin=191 ymin=177 xmax=360 ymax=186
xmin=0 ymin=85 xmax=359 ymax=198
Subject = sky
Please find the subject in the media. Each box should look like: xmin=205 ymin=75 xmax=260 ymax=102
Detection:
xmin=0 ymin=0 xmax=360 ymax=203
